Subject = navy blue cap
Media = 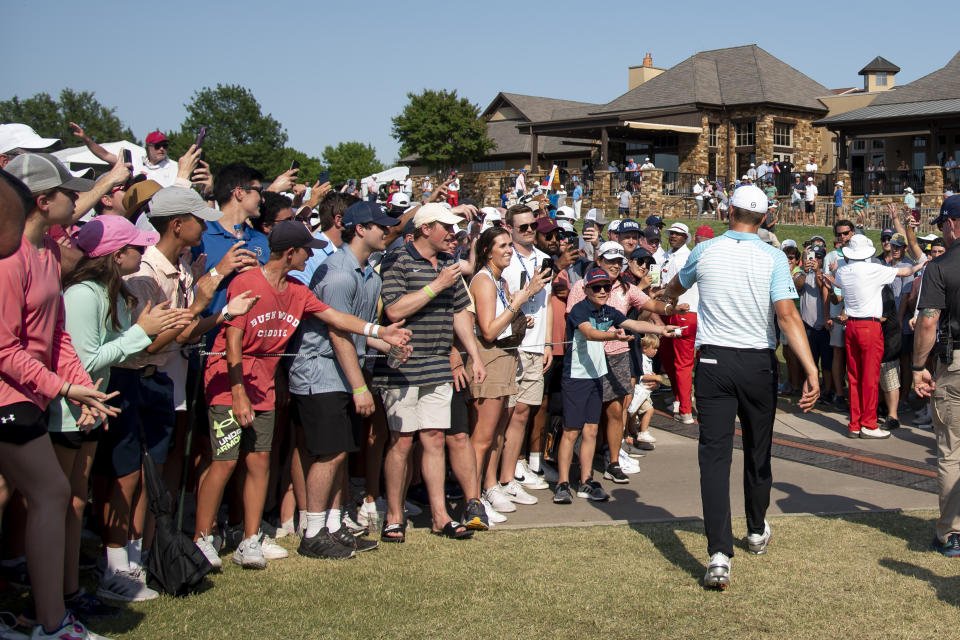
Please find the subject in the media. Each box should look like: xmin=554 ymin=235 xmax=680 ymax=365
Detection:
xmin=401 ymin=219 xmax=415 ymax=237
xmin=268 ymin=220 xmax=328 ymax=252
xmin=880 ymin=227 xmax=894 ymax=239
xmin=643 ymin=225 xmax=661 ymax=241
xmin=342 ymin=201 xmax=400 ymax=228
xmin=629 ymin=247 xmax=654 ymax=262
xmin=584 ymin=267 xmax=614 ymax=287
xmin=644 ymin=215 xmax=663 ymax=228
xmin=932 ymin=195 xmax=960 ymax=225
xmin=619 ymin=219 xmax=640 ymax=233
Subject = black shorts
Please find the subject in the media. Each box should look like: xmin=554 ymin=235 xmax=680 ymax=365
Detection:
xmin=543 ymin=357 xmax=563 ymax=396
xmin=561 ymin=377 xmax=603 ymax=430
xmin=49 ymin=428 xmax=102 ymax=450
xmin=93 ymin=368 xmax=175 ymax=477
xmin=805 ymin=201 xmax=816 ymax=213
xmin=0 ymin=402 xmax=48 ymax=445
xmin=292 ymin=392 xmax=362 ymax=456
xmin=449 ymin=387 xmax=470 ymax=436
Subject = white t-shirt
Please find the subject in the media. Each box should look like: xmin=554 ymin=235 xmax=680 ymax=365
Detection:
xmin=640 ymin=162 xmax=655 ymax=170
xmin=403 ymin=178 xmax=413 ymax=194
xmin=805 ymin=184 xmax=818 ymax=202
xmin=362 ymin=177 xmax=377 ymax=197
xmin=834 ymin=260 xmax=897 ymax=318
xmin=693 ymin=183 xmax=704 ymax=200
xmin=805 ymin=162 xmax=818 ymax=173
xmin=641 ymin=353 xmax=653 ymax=375
xmin=661 ymin=243 xmax=699 ymax=312
xmin=501 ymin=244 xmax=552 ymax=354
xmin=140 ymin=157 xmax=178 ymax=187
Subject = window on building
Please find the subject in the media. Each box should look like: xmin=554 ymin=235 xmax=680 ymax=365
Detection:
xmin=707 ymin=152 xmax=716 ymax=179
xmin=554 ymin=160 xmax=568 ymax=168
xmin=852 ymin=140 xmax=866 ymax=152
xmin=653 ymin=134 xmax=678 ymax=148
xmin=871 ymin=139 xmax=885 ymax=150
xmin=772 ymin=123 xmax=793 ymax=147
xmin=735 ymin=122 xmax=755 ymax=147
xmin=913 ymin=136 xmax=926 ymax=148
xmin=471 ymin=160 xmax=506 ymax=172
xmin=876 ymin=72 xmax=887 ymax=86
xmin=708 ymin=123 xmax=719 ymax=147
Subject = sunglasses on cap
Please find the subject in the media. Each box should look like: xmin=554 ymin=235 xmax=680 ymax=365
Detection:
xmin=588 ymin=283 xmax=612 ymax=293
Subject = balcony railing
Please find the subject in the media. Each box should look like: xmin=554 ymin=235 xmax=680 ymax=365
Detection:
xmin=850 ymin=169 xmax=924 ymax=195
xmin=661 ymin=172 xmax=728 ymax=196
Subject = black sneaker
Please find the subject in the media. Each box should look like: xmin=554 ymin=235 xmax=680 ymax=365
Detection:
xmin=884 ymin=416 xmax=901 ymax=430
xmin=553 ymin=482 xmax=573 ymax=504
xmin=0 ymin=560 xmax=29 ymax=589
xmin=331 ymin=527 xmax=379 ymax=553
xmin=576 ymin=479 xmax=610 ymax=502
xmin=603 ymin=463 xmax=629 ymax=484
xmin=65 ymin=588 xmax=122 ymax=621
xmin=78 ymin=551 xmax=98 ymax=572
xmin=297 ymin=528 xmax=355 ymax=560
xmin=462 ymin=498 xmax=489 ymax=531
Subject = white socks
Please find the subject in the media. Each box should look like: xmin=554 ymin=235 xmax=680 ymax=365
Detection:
xmin=326 ymin=509 xmax=341 ymax=534
xmin=105 ymin=546 xmax=128 ymax=575
xmin=305 ymin=512 xmax=326 ymax=538
xmin=528 ymin=453 xmax=542 ymax=473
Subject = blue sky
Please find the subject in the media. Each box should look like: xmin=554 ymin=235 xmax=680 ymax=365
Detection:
xmin=4 ymin=0 xmax=957 ymax=165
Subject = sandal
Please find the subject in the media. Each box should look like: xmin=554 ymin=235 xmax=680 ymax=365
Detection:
xmin=381 ymin=522 xmax=406 ymax=543
xmin=431 ymin=521 xmax=474 ymax=540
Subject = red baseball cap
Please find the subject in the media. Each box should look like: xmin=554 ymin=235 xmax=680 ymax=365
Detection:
xmin=695 ymin=225 xmax=715 ymax=239
xmin=145 ymin=131 xmax=168 ymax=145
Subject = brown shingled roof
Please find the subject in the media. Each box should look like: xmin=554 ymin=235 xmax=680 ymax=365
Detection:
xmin=482 ymin=92 xmax=599 ymax=123
xmin=870 ymin=51 xmax=960 ymax=104
xmin=858 ymin=56 xmax=901 ymax=75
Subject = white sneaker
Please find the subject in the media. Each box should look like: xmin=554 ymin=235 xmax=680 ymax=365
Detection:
xmin=677 ymin=413 xmax=695 ymax=425
xmin=480 ymin=498 xmax=505 ymax=525
xmin=501 ymin=480 xmax=538 ymax=505
xmin=0 ymin=611 xmax=27 ymax=640
xmin=671 ymin=400 xmax=680 ymax=419
xmin=618 ymin=450 xmax=641 ymax=474
xmin=259 ymin=534 xmax=289 ymax=560
xmin=636 ymin=430 xmax=656 ymax=444
xmin=703 ymin=552 xmax=730 ymax=589
xmin=232 ymin=535 xmax=266 ymax=569
xmin=483 ymin=486 xmax=516 ymax=513
xmin=746 ymin=520 xmax=772 ymax=555
xmin=859 ymin=427 xmax=891 ymax=439
xmin=356 ymin=500 xmax=384 ymax=528
xmin=28 ymin=613 xmax=109 ymax=639
xmin=274 ymin=519 xmax=295 ymax=539
xmin=96 ymin=569 xmax=159 ymax=602
xmin=194 ymin=535 xmax=222 ymax=571
xmin=516 ymin=461 xmax=550 ymax=490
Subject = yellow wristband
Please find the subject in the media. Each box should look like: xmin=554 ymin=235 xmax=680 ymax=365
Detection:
xmin=353 ymin=384 xmax=369 ymax=395
xmin=423 ymin=285 xmax=436 ymax=299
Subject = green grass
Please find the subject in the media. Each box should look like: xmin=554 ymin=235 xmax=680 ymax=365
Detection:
xmin=7 ymin=511 xmax=960 ymax=639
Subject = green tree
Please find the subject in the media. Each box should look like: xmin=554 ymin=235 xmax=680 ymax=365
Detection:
xmin=322 ymin=141 xmax=383 ymax=185
xmin=167 ymin=84 xmax=292 ymax=176
xmin=391 ymin=89 xmax=494 ymax=171
xmin=0 ymin=89 xmax=135 ymax=145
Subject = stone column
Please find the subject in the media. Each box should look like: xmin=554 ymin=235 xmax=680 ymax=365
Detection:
xmin=837 ymin=169 xmax=852 ymax=209
xmin=639 ymin=169 xmax=663 ymax=218
xmin=923 ymin=165 xmax=943 ymax=205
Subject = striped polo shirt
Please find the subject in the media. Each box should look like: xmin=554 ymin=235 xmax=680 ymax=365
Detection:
xmin=677 ymin=230 xmax=797 ymax=350
xmin=372 ymin=242 xmax=470 ymax=388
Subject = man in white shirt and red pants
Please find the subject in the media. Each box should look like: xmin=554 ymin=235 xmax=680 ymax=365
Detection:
xmin=659 ymin=222 xmax=698 ymax=424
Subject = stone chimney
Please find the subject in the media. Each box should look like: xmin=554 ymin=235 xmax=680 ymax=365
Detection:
xmin=629 ymin=53 xmax=665 ymax=91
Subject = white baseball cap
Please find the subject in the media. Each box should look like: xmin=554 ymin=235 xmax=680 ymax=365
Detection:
xmin=607 ymin=219 xmax=622 ymax=233
xmin=806 ymin=177 xmax=814 ymax=182
xmin=0 ymin=123 xmax=59 ymax=154
xmin=597 ymin=241 xmax=625 ymax=260
xmin=904 ymin=187 xmax=914 ymax=193
xmin=729 ymin=185 xmax=769 ymax=214
xmin=782 ymin=239 xmax=798 ymax=249
xmin=666 ymin=222 xmax=690 ymax=237
xmin=557 ymin=220 xmax=575 ymax=233
xmin=412 ymin=203 xmax=463 ymax=228
xmin=585 ymin=208 xmax=607 ymax=224
xmin=555 ymin=205 xmax=576 ymax=221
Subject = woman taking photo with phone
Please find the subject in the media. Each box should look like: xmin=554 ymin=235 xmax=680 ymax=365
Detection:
xmin=467 ymin=227 xmax=541 ymax=524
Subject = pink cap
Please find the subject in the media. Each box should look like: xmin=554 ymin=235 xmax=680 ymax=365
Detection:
xmin=695 ymin=225 xmax=715 ymax=239
xmin=75 ymin=215 xmax=159 ymax=258
xmin=145 ymin=131 xmax=168 ymax=145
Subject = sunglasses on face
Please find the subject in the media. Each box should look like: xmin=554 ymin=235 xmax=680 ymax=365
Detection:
xmin=539 ymin=230 xmax=559 ymax=240
xmin=150 ymin=142 xmax=169 ymax=150
xmin=490 ymin=220 xmax=504 ymax=227
xmin=588 ymin=284 xmax=612 ymax=293
xmin=515 ymin=222 xmax=537 ymax=233
xmin=837 ymin=229 xmax=853 ymax=237
xmin=239 ymin=185 xmax=264 ymax=194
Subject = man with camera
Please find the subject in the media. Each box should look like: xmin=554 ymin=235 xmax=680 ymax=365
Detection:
xmin=913 ymin=195 xmax=960 ymax=556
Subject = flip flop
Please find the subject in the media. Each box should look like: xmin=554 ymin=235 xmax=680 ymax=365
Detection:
xmin=431 ymin=521 xmax=474 ymax=540
xmin=381 ymin=522 xmax=406 ymax=543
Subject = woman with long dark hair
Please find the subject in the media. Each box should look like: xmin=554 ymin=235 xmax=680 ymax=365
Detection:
xmin=51 ymin=215 xmax=190 ymax=611
xmin=467 ymin=227 xmax=540 ymax=524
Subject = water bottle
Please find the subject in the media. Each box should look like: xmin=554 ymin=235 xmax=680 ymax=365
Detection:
xmin=387 ymin=345 xmax=406 ymax=369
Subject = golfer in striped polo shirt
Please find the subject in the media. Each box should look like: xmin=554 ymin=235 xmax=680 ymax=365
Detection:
xmin=663 ymin=185 xmax=819 ymax=590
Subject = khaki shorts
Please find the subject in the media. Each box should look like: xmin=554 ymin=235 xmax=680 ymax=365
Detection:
xmin=508 ymin=350 xmax=545 ymax=408
xmin=381 ymin=383 xmax=453 ymax=433
xmin=879 ymin=360 xmax=900 ymax=392
xmin=208 ymin=405 xmax=275 ymax=461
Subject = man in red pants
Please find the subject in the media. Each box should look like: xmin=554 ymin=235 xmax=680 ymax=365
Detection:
xmin=833 ymin=234 xmax=924 ymax=438
xmin=659 ymin=222 xmax=698 ymax=424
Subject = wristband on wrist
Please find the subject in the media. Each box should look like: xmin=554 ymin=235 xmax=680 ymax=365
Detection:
xmin=912 ymin=365 xmax=926 ymax=372
xmin=220 ymin=308 xmax=234 ymax=322
xmin=65 ymin=383 xmax=72 ymax=397
xmin=371 ymin=324 xmax=381 ymax=338
xmin=209 ymin=268 xmax=221 ymax=278
xmin=353 ymin=384 xmax=369 ymax=395
xmin=363 ymin=322 xmax=373 ymax=336
xmin=423 ymin=285 xmax=437 ymax=299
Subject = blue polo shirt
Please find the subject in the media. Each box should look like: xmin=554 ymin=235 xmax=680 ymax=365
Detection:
xmin=678 ymin=230 xmax=797 ymax=350
xmin=573 ymin=185 xmax=583 ymax=201
xmin=193 ymin=220 xmax=269 ymax=344
xmin=289 ymin=229 xmax=337 ymax=285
